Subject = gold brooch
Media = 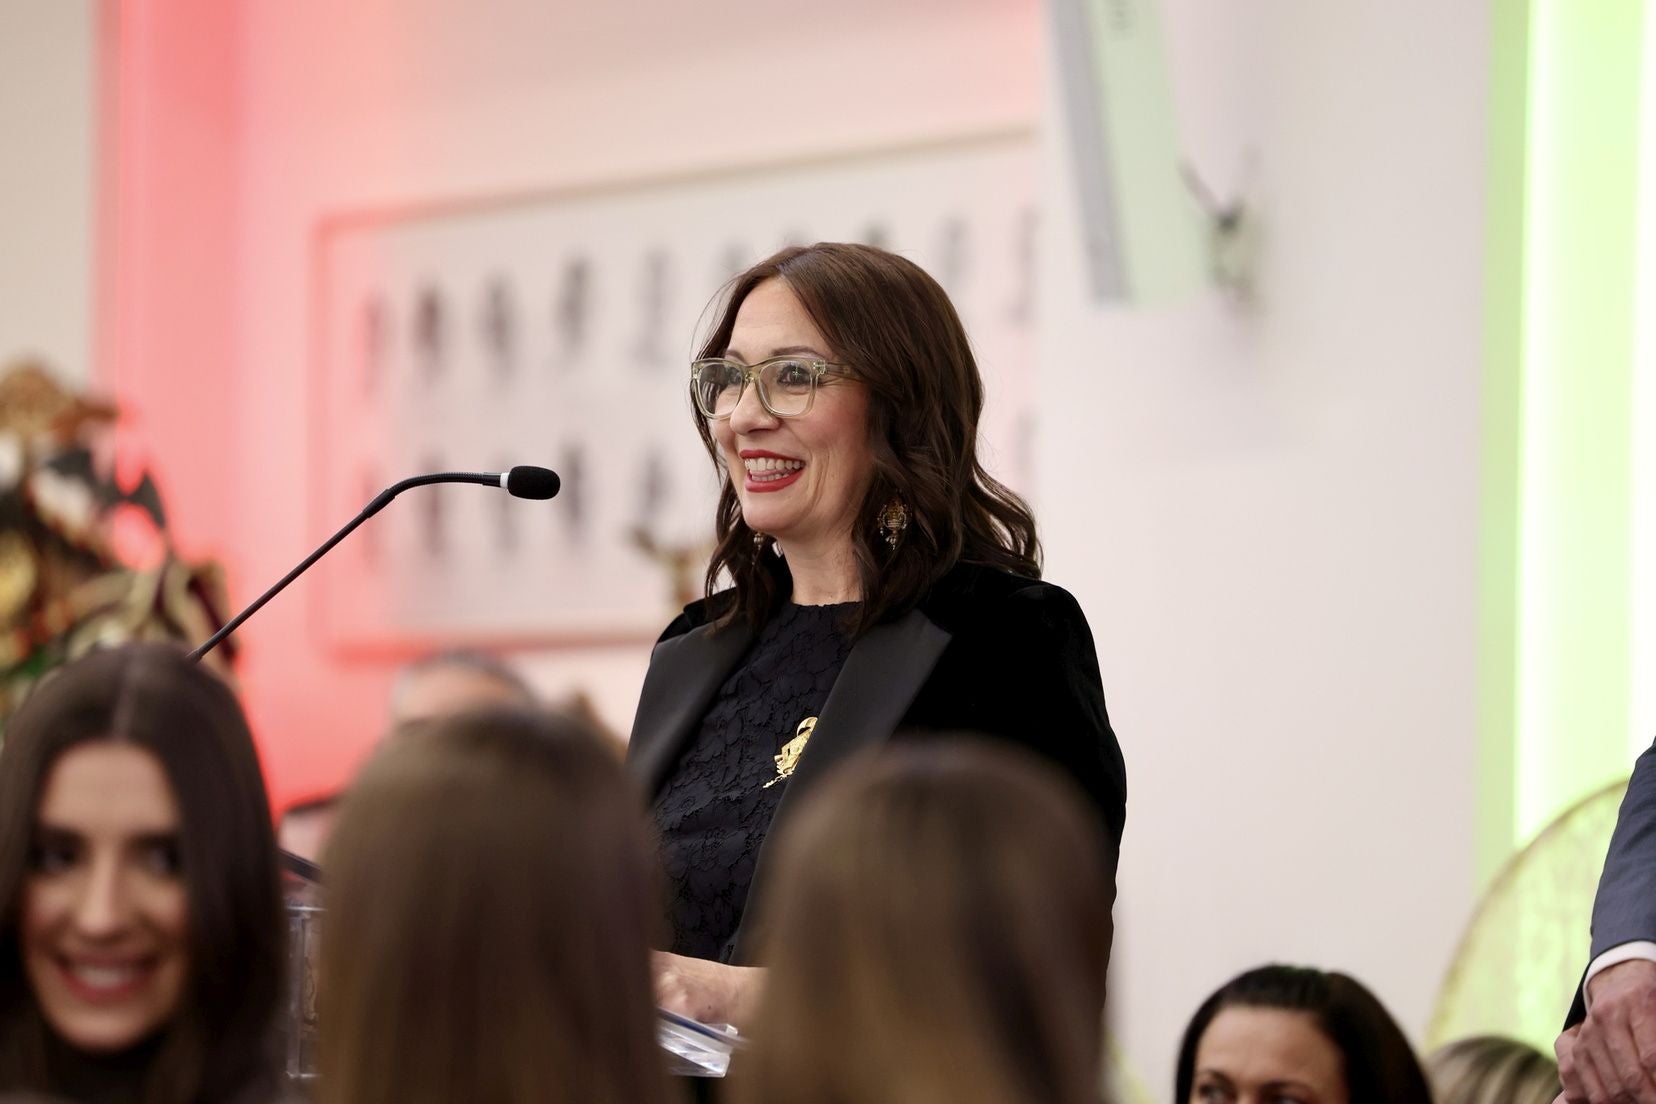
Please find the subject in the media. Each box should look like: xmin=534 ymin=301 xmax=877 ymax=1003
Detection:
xmin=763 ymin=717 xmax=816 ymax=789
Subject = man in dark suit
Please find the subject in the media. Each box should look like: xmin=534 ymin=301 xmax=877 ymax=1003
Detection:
xmin=1557 ymin=741 xmax=1656 ymax=1102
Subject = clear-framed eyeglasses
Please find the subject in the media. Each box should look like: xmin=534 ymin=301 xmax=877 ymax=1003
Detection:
xmin=689 ymin=356 xmax=855 ymax=420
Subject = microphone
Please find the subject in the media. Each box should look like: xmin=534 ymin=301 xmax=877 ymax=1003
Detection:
xmin=186 ymin=466 xmax=560 ymax=663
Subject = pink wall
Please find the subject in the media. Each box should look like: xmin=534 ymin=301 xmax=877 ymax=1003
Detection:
xmin=102 ymin=0 xmax=239 ymax=559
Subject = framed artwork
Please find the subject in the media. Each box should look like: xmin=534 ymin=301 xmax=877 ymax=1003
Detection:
xmin=310 ymin=129 xmax=1036 ymax=652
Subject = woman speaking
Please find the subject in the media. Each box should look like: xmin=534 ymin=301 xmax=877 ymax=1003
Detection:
xmin=629 ymin=242 xmax=1126 ymax=1027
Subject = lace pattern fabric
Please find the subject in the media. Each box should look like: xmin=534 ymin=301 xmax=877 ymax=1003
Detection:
xmin=652 ymin=602 xmax=854 ymax=962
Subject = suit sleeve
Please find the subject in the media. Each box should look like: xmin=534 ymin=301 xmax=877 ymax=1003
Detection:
xmin=1591 ymin=741 xmax=1656 ymax=958
xmin=1563 ymin=740 xmax=1656 ymax=1026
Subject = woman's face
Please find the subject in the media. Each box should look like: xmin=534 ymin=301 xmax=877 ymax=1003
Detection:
xmin=1189 ymin=1006 xmax=1348 ymax=1104
xmin=711 ymin=278 xmax=874 ymax=554
xmin=21 ymin=742 xmax=190 ymax=1053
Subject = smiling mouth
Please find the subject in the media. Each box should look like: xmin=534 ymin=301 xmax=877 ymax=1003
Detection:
xmin=56 ymin=956 xmax=157 ymax=1002
xmin=743 ymin=456 xmax=804 ymax=484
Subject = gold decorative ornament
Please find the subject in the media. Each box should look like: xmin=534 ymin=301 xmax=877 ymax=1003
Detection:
xmin=763 ymin=716 xmax=816 ymax=789
xmin=0 ymin=359 xmax=233 ymax=724
xmin=877 ymin=498 xmax=910 ymax=550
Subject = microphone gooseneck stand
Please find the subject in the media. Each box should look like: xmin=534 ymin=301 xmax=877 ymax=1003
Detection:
xmin=185 ymin=466 xmax=562 ymax=882
xmin=187 ymin=468 xmax=558 ymax=664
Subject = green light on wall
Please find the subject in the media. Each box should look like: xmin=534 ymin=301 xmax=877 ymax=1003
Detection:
xmin=1513 ymin=0 xmax=1645 ymax=843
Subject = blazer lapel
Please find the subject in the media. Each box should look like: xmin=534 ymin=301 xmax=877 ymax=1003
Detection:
xmin=626 ymin=620 xmax=755 ymax=799
xmin=730 ymin=608 xmax=952 ymax=962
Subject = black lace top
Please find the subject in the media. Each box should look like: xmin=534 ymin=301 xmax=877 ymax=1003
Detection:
xmin=652 ymin=601 xmax=856 ymax=962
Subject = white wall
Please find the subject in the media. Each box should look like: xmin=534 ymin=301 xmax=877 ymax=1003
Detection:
xmin=230 ymin=0 xmax=1043 ymax=799
xmin=1040 ymin=1 xmax=1491 ymax=1092
xmin=0 ymin=0 xmax=96 ymax=384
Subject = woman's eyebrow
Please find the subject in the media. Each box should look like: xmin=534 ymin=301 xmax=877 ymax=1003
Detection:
xmin=720 ymin=344 xmax=827 ymax=361
xmin=132 ymin=830 xmax=181 ymax=847
xmin=1263 ymin=1080 xmax=1317 ymax=1095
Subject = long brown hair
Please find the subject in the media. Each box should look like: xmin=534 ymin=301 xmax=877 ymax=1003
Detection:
xmin=732 ymin=740 xmax=1114 ymax=1104
xmin=316 ymin=708 xmax=674 ymax=1104
xmin=695 ymin=243 xmax=1041 ymax=634
xmin=0 ymin=644 xmax=284 ymax=1104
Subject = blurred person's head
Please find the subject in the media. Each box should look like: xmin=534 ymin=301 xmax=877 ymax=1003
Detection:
xmin=733 ymin=740 xmax=1114 ymax=1104
xmin=1426 ymin=1034 xmax=1559 ymax=1104
xmin=387 ymin=649 xmax=535 ymax=727
xmin=0 ymin=644 xmax=284 ymax=1102
xmin=317 ymin=707 xmax=670 ymax=1104
xmin=275 ymin=792 xmax=339 ymax=864
xmin=1176 ymin=964 xmax=1433 ymax=1104
xmin=693 ymin=242 xmax=1040 ymax=632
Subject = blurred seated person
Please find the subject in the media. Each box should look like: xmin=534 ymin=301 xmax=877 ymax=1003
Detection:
xmin=1427 ymin=1034 xmax=1559 ymax=1104
xmin=0 ymin=644 xmax=286 ymax=1103
xmin=731 ymin=741 xmax=1114 ymax=1104
xmin=275 ymin=791 xmax=338 ymax=866
xmin=1177 ymin=964 xmax=1433 ymax=1104
xmin=316 ymin=707 xmax=673 ymax=1104
xmin=389 ymin=648 xmax=537 ymax=727
xmin=389 ymin=648 xmax=618 ymax=748
xmin=277 ymin=648 xmax=538 ymax=867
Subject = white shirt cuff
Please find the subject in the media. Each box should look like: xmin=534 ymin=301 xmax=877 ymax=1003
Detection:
xmin=1585 ymin=942 xmax=1656 ymax=1011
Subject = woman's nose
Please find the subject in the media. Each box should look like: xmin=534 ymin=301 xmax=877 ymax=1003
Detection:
xmin=728 ymin=381 xmax=778 ymax=433
xmin=72 ymin=859 xmax=132 ymax=938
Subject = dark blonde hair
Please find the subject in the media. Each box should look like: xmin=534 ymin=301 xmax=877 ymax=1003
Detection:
xmin=1427 ymin=1035 xmax=1559 ymax=1104
xmin=316 ymin=708 xmax=672 ymax=1104
xmin=0 ymin=644 xmax=284 ymax=1104
xmin=733 ymin=740 xmax=1114 ymax=1104
xmin=695 ymin=243 xmax=1041 ymax=635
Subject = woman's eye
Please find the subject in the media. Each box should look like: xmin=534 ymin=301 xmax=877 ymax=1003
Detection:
xmin=1193 ymin=1084 xmax=1231 ymax=1103
xmin=773 ymin=361 xmax=814 ymax=388
xmin=28 ymin=838 xmax=79 ymax=875
xmin=138 ymin=839 xmax=183 ymax=877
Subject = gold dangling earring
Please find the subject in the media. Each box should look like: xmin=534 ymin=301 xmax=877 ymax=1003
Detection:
xmin=753 ymin=530 xmax=783 ymax=558
xmin=877 ymin=498 xmax=910 ymax=550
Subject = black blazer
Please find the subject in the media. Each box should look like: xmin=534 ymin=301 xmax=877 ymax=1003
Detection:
xmin=627 ymin=563 xmax=1127 ymax=964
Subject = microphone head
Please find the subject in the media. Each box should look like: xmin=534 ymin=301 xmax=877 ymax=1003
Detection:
xmin=505 ymin=465 xmax=560 ymax=500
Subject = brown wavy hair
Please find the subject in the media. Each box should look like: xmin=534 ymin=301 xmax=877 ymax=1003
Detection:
xmin=316 ymin=708 xmax=673 ymax=1104
xmin=731 ymin=740 xmax=1114 ymax=1104
xmin=0 ymin=644 xmax=284 ymax=1104
xmin=695 ymin=243 xmax=1040 ymax=634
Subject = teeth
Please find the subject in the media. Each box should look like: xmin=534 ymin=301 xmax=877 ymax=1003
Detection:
xmin=69 ymin=963 xmax=142 ymax=990
xmin=743 ymin=457 xmax=803 ymax=473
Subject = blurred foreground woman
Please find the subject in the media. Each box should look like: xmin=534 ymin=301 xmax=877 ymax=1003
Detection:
xmin=0 ymin=644 xmax=286 ymax=1104
xmin=316 ymin=709 xmax=675 ymax=1104
xmin=731 ymin=741 xmax=1114 ymax=1104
